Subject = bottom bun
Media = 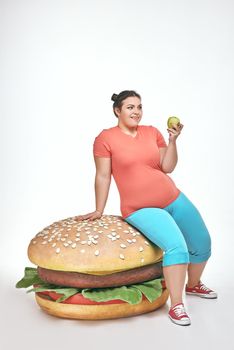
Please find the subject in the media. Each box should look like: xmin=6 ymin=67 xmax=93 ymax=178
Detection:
xmin=35 ymin=289 xmax=169 ymax=320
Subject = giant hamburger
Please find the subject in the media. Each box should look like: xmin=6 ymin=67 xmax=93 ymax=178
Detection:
xmin=16 ymin=214 xmax=169 ymax=320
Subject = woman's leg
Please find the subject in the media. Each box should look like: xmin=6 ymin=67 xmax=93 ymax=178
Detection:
xmin=163 ymin=192 xmax=212 ymax=286
xmin=163 ymin=264 xmax=188 ymax=306
xmin=124 ymin=207 xmax=189 ymax=307
xmin=187 ymin=261 xmax=207 ymax=287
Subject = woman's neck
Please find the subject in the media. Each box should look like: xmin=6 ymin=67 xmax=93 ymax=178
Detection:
xmin=117 ymin=124 xmax=138 ymax=136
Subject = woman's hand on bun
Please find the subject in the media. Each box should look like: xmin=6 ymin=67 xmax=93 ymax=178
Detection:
xmin=74 ymin=210 xmax=103 ymax=221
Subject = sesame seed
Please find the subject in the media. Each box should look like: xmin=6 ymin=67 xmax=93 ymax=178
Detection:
xmin=81 ymin=249 xmax=85 ymax=253
xmin=56 ymin=248 xmax=60 ymax=254
xmin=111 ymin=237 xmax=117 ymax=241
xmin=120 ymin=244 xmax=127 ymax=248
xmin=123 ymin=230 xmax=129 ymax=233
xmin=132 ymin=238 xmax=136 ymax=243
xmin=32 ymin=240 xmax=37 ymax=244
xmin=141 ymin=258 xmax=145 ymax=263
xmin=120 ymin=254 xmax=125 ymax=260
xmin=127 ymin=239 xmax=132 ymax=243
xmin=36 ymin=233 xmax=42 ymax=237
xmin=95 ymin=250 xmax=100 ymax=256
xmin=63 ymin=243 xmax=69 ymax=247
xmin=139 ymin=246 xmax=144 ymax=252
xmin=67 ymin=240 xmax=73 ymax=244
xmin=144 ymin=241 xmax=150 ymax=245
xmin=81 ymin=241 xmax=87 ymax=244
xmin=71 ymin=243 xmax=76 ymax=248
xmin=52 ymin=243 xmax=56 ymax=248
xmin=42 ymin=241 xmax=47 ymax=245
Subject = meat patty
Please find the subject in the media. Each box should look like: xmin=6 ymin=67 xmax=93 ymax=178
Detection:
xmin=37 ymin=262 xmax=163 ymax=288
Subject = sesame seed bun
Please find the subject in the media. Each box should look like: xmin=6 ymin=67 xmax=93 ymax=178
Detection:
xmin=28 ymin=214 xmax=163 ymax=275
xmin=35 ymin=289 xmax=169 ymax=320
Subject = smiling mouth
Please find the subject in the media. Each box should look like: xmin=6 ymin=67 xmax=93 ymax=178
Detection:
xmin=130 ymin=116 xmax=140 ymax=121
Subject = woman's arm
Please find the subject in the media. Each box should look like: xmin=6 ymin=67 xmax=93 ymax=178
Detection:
xmin=159 ymin=123 xmax=184 ymax=174
xmin=74 ymin=157 xmax=111 ymax=222
xmin=160 ymin=142 xmax=178 ymax=173
xmin=94 ymin=157 xmax=112 ymax=214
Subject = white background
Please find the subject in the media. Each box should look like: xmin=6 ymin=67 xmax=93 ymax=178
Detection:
xmin=1 ymin=0 xmax=233 ymax=348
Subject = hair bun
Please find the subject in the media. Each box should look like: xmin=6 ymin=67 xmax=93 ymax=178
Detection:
xmin=111 ymin=93 xmax=118 ymax=102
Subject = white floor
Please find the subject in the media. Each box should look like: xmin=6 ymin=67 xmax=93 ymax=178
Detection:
xmin=1 ymin=272 xmax=232 ymax=350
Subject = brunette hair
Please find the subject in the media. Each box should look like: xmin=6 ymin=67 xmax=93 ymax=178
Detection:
xmin=111 ymin=90 xmax=141 ymax=117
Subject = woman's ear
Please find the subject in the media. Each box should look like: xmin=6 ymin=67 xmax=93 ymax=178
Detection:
xmin=114 ymin=107 xmax=121 ymax=117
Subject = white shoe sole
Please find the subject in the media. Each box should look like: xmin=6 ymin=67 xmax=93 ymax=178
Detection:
xmin=186 ymin=291 xmax=218 ymax=299
xmin=168 ymin=315 xmax=191 ymax=326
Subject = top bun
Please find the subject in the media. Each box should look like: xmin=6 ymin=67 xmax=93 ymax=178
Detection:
xmin=28 ymin=214 xmax=163 ymax=275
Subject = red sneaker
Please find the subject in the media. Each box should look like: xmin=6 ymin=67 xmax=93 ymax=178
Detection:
xmin=168 ymin=303 xmax=191 ymax=326
xmin=185 ymin=281 xmax=217 ymax=299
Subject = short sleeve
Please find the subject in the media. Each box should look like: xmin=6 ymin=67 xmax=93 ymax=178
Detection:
xmin=149 ymin=125 xmax=167 ymax=148
xmin=93 ymin=132 xmax=112 ymax=158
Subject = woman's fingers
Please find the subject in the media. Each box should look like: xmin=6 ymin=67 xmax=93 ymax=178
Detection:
xmin=167 ymin=124 xmax=183 ymax=134
xmin=170 ymin=123 xmax=184 ymax=131
xmin=167 ymin=128 xmax=179 ymax=134
xmin=74 ymin=215 xmax=87 ymax=221
xmin=74 ymin=212 xmax=102 ymax=222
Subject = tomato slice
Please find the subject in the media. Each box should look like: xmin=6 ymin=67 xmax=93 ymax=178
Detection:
xmin=37 ymin=290 xmax=132 ymax=304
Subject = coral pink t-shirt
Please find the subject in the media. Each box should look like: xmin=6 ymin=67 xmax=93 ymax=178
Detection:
xmin=93 ymin=125 xmax=180 ymax=219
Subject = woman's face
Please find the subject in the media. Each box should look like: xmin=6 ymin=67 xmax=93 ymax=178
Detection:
xmin=115 ymin=96 xmax=143 ymax=128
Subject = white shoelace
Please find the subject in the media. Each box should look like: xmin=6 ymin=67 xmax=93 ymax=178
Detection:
xmin=198 ymin=283 xmax=212 ymax=292
xmin=173 ymin=304 xmax=188 ymax=318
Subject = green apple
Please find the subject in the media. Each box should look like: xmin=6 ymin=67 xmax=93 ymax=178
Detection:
xmin=167 ymin=116 xmax=180 ymax=129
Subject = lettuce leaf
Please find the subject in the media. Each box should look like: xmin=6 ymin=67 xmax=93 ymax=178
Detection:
xmin=15 ymin=267 xmax=45 ymax=288
xmin=16 ymin=267 xmax=164 ymax=305
xmin=82 ymin=286 xmax=142 ymax=305
xmin=131 ymin=279 xmax=162 ymax=302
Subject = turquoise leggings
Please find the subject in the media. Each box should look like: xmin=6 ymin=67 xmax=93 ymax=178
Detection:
xmin=124 ymin=192 xmax=211 ymax=267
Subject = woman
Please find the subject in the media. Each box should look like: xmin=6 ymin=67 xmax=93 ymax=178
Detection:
xmin=76 ymin=90 xmax=217 ymax=326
